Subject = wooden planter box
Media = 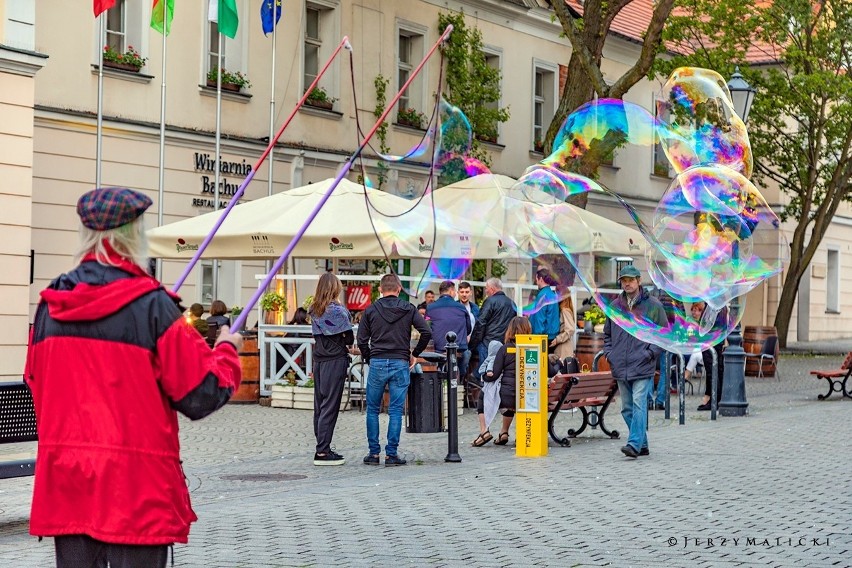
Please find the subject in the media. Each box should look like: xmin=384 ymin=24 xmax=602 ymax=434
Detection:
xmin=206 ymin=79 xmax=242 ymax=92
xmin=305 ymin=99 xmax=333 ymax=110
xmin=398 ymin=118 xmax=423 ymax=129
xmin=103 ymin=60 xmax=141 ymax=73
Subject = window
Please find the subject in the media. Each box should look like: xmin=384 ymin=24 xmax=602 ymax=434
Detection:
xmin=105 ymin=2 xmax=127 ymax=53
xmin=532 ymin=61 xmax=557 ymax=151
xmin=481 ymin=48 xmax=502 ymax=142
xmin=396 ymin=22 xmax=426 ymax=117
xmin=653 ymin=96 xmax=673 ymax=177
xmin=304 ymin=6 xmax=321 ymax=87
xmin=205 ymin=3 xmax=246 ymax=80
xmin=5 ymin=0 xmax=36 ymax=51
xmin=301 ymin=1 xmax=340 ymax=102
xmin=201 ymin=261 xmax=214 ymax=305
xmin=98 ymin=1 xmax=147 ymax=69
xmin=827 ymin=248 xmax=840 ymax=313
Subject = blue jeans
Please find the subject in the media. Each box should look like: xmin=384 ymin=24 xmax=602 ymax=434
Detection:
xmin=366 ymin=359 xmax=410 ymax=457
xmin=475 ymin=343 xmax=489 ymax=380
xmin=618 ymin=377 xmax=652 ymax=451
xmin=649 ymin=354 xmax=669 ymax=406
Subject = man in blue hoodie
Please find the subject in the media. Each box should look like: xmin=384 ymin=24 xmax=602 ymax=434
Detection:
xmin=529 ymin=268 xmax=560 ymax=350
xmin=357 ymin=274 xmax=431 ymax=467
xmin=602 ymin=265 xmax=668 ymax=459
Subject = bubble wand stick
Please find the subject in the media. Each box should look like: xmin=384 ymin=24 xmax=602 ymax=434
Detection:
xmin=230 ymin=25 xmax=454 ymax=331
xmin=171 ymin=35 xmax=354 ymax=293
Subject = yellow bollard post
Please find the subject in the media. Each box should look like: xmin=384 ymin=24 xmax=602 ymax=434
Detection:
xmin=514 ymin=334 xmax=549 ymax=457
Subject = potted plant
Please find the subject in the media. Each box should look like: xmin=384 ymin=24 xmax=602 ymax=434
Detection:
xmin=397 ymin=107 xmax=426 ymax=129
xmin=533 ymin=137 xmax=545 ymax=153
xmin=206 ymin=67 xmax=251 ymax=92
xmin=584 ymin=304 xmax=607 ymax=333
xmin=102 ymin=44 xmax=147 ymax=72
xmin=305 ymin=86 xmax=336 ymax=110
xmin=230 ymin=306 xmax=243 ymax=318
xmin=260 ymin=291 xmax=286 ymax=324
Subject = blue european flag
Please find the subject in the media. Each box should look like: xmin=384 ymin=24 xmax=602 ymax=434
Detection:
xmin=260 ymin=0 xmax=282 ymax=36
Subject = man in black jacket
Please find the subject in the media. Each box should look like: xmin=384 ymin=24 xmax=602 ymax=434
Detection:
xmin=357 ymin=274 xmax=431 ymax=466
xmin=469 ymin=278 xmax=517 ymax=381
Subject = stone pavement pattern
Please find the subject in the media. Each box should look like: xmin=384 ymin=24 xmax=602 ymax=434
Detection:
xmin=1 ymin=353 xmax=850 ymax=567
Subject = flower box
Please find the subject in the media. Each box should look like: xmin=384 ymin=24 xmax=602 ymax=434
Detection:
xmin=305 ymin=99 xmax=334 ymax=110
xmin=206 ymin=79 xmax=241 ymax=92
xmin=103 ymin=60 xmax=141 ymax=73
xmin=270 ymin=384 xmax=345 ymax=411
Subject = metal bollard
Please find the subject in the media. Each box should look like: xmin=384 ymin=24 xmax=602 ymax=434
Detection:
xmin=719 ymin=325 xmax=748 ymax=416
xmin=444 ymin=331 xmax=462 ymax=463
xmin=709 ymin=348 xmax=718 ymax=421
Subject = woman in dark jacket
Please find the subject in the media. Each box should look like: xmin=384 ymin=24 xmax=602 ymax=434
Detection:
xmin=207 ymin=300 xmax=231 ymax=328
xmin=308 ymin=273 xmax=354 ymax=466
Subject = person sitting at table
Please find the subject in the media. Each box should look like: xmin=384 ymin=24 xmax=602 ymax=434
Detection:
xmin=207 ymin=299 xmax=231 ymax=328
xmin=188 ymin=303 xmax=208 ymax=337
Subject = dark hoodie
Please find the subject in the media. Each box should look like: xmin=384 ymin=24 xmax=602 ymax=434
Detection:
xmin=357 ymin=295 xmax=431 ymax=362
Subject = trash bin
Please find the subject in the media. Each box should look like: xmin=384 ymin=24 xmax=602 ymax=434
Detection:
xmin=407 ymin=354 xmax=445 ymax=433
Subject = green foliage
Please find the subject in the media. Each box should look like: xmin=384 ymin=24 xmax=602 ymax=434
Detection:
xmin=229 ymin=306 xmax=243 ymax=317
xmin=260 ymin=291 xmax=286 ymax=312
xmin=397 ymin=107 xmax=426 ymax=128
xmin=437 ymin=11 xmax=510 ymax=185
xmin=103 ymin=45 xmax=147 ymax=68
xmin=372 ymin=75 xmax=391 ymax=190
xmin=207 ymin=67 xmax=251 ymax=88
xmin=584 ymin=304 xmax=606 ymax=326
xmin=306 ymin=86 xmax=335 ymax=104
xmin=659 ymin=0 xmax=852 ymax=343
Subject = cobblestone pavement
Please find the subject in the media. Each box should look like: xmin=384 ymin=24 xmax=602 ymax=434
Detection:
xmin=1 ymin=354 xmax=850 ymax=567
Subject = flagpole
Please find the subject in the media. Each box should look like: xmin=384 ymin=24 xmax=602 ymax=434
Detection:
xmin=155 ymin=0 xmax=169 ymax=279
xmin=171 ymin=36 xmax=352 ymax=292
xmin=265 ymin=5 xmax=277 ymax=278
xmin=96 ymin=13 xmax=105 ymax=188
xmin=230 ymin=26 xmax=454 ymax=331
xmin=212 ymin=32 xmax=224 ymax=302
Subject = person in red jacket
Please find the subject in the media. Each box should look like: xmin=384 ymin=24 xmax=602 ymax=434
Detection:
xmin=24 ymin=187 xmax=244 ymax=568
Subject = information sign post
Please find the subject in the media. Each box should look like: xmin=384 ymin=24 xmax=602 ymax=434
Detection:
xmin=514 ymin=334 xmax=549 ymax=458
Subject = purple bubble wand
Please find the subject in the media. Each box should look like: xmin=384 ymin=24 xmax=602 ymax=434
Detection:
xmin=171 ymin=35 xmax=354 ymax=293
xmin=230 ymin=24 xmax=454 ymax=331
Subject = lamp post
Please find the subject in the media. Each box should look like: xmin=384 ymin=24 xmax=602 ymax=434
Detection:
xmin=719 ymin=67 xmax=756 ymax=417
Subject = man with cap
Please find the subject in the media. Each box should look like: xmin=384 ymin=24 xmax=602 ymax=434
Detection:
xmin=602 ymin=265 xmax=667 ymax=459
xmin=25 ymin=187 xmax=244 ymax=567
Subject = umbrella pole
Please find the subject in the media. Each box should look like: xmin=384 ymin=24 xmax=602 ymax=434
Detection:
xmin=171 ymin=36 xmax=354 ymax=293
xmin=231 ymin=25 xmax=454 ymax=331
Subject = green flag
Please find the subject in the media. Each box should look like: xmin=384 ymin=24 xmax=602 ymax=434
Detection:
xmin=208 ymin=0 xmax=239 ymax=39
xmin=151 ymin=0 xmax=175 ymax=35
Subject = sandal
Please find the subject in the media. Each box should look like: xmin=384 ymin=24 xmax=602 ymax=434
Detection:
xmin=471 ymin=431 xmax=493 ymax=447
xmin=493 ymin=432 xmax=509 ymax=446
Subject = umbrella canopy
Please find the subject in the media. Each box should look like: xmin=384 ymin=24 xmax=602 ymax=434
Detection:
xmin=422 ymin=174 xmax=646 ymax=257
xmin=147 ymin=178 xmax=429 ymax=259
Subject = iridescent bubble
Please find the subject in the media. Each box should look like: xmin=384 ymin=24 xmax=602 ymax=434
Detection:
xmin=658 ymin=67 xmax=753 ymax=177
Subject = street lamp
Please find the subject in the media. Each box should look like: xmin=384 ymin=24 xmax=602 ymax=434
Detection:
xmin=718 ymin=66 xmax=756 ymax=417
xmin=727 ymin=66 xmax=756 ymax=123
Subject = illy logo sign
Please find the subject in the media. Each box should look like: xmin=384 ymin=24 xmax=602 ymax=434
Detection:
xmin=346 ymin=285 xmax=372 ymax=310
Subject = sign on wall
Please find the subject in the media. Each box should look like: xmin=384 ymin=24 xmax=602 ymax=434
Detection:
xmin=346 ymin=285 xmax=372 ymax=310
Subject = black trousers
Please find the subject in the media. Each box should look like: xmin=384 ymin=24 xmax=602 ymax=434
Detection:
xmin=55 ymin=535 xmax=168 ymax=568
xmin=313 ymin=357 xmax=348 ymax=454
xmin=702 ymin=344 xmax=725 ymax=401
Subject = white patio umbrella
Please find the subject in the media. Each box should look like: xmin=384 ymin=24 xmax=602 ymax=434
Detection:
xmin=147 ymin=178 xmax=431 ymax=259
xmin=422 ymin=173 xmax=647 ymax=257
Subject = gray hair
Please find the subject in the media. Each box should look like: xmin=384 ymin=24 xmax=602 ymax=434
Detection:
xmin=485 ymin=277 xmax=503 ymax=290
xmin=75 ymin=216 xmax=149 ymax=271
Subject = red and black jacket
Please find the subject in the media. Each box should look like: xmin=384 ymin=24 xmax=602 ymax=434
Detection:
xmin=24 ymin=252 xmax=241 ymax=545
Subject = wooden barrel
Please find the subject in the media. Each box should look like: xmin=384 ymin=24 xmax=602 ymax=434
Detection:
xmin=743 ymin=325 xmax=778 ymax=377
xmin=230 ymin=336 xmax=260 ymax=403
xmin=576 ymin=332 xmax=610 ymax=373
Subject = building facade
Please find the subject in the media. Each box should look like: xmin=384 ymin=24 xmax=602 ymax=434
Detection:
xmin=0 ymin=0 xmax=849 ymax=378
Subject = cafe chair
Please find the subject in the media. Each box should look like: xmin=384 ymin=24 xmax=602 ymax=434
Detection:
xmin=345 ymin=356 xmax=369 ymax=412
xmin=745 ymin=335 xmax=780 ymax=380
xmin=205 ymin=321 xmax=220 ymax=348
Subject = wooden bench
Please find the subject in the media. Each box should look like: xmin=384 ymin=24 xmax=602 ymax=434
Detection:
xmin=0 ymin=382 xmax=38 ymax=479
xmin=810 ymin=351 xmax=852 ymax=400
xmin=547 ymin=371 xmax=620 ymax=446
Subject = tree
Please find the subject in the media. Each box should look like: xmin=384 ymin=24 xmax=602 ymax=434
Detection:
xmin=437 ymin=11 xmax=510 ymax=186
xmin=544 ymin=0 xmax=674 ymax=207
xmin=659 ymin=0 xmax=852 ymax=346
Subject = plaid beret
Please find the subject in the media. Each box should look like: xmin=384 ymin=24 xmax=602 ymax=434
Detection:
xmin=77 ymin=187 xmax=152 ymax=231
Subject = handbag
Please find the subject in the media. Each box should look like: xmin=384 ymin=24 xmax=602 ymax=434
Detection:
xmin=561 ymin=356 xmax=580 ymax=374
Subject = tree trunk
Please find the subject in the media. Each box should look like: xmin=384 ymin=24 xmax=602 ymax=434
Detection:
xmin=773 ymin=256 xmax=804 ymax=348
